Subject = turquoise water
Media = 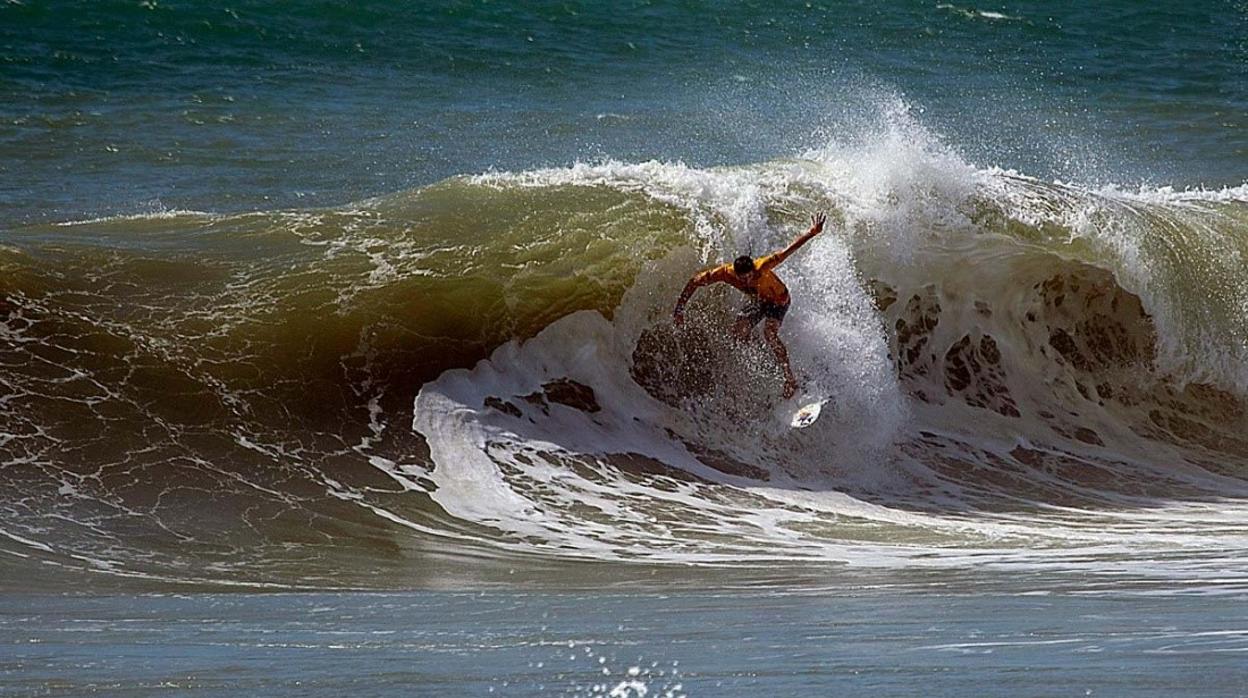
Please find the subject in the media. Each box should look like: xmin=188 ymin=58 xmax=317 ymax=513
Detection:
xmin=1 ymin=1 xmax=1243 ymax=223
xmin=3 ymin=2 xmax=1248 ymax=695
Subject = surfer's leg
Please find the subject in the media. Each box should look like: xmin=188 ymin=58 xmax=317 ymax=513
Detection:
xmin=764 ymin=318 xmax=798 ymax=398
xmin=731 ymin=305 xmax=764 ymax=341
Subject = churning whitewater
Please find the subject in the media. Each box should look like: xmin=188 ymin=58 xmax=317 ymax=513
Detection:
xmin=2 ymin=105 xmax=1248 ymax=590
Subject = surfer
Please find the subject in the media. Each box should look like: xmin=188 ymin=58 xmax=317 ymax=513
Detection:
xmin=672 ymin=212 xmax=827 ymax=398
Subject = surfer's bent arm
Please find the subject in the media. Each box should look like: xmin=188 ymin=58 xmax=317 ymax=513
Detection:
xmin=759 ymin=212 xmax=827 ymax=271
xmin=672 ymin=265 xmax=729 ymax=324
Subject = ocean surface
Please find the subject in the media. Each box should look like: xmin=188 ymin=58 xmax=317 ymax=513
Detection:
xmin=2 ymin=1 xmax=1247 ymax=695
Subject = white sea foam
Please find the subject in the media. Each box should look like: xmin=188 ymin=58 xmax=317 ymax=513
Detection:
xmin=53 ymin=208 xmax=213 ymax=227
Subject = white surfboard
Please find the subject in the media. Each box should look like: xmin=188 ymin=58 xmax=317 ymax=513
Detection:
xmin=790 ymin=398 xmax=831 ymax=429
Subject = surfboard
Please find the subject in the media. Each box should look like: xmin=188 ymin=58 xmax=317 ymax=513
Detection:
xmin=790 ymin=398 xmax=830 ymax=429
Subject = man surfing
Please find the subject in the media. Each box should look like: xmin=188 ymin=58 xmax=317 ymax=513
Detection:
xmin=672 ymin=212 xmax=827 ymax=399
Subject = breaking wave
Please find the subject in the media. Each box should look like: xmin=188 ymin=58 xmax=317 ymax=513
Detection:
xmin=3 ymin=103 xmax=1248 ymax=591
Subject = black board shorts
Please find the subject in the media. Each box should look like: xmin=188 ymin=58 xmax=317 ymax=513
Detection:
xmin=737 ymin=299 xmax=790 ymax=326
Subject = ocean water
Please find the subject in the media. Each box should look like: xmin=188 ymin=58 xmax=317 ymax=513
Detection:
xmin=2 ymin=0 xmax=1247 ymax=694
xmin=4 ymin=589 xmax=1248 ymax=697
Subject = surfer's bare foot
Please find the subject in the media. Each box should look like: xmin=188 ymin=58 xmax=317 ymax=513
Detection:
xmin=783 ymin=376 xmax=798 ymax=399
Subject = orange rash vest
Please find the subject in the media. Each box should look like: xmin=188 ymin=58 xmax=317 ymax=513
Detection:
xmin=692 ymin=253 xmax=790 ymax=306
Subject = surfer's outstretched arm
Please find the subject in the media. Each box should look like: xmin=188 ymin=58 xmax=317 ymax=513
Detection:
xmin=758 ymin=212 xmax=827 ymax=271
xmin=672 ymin=264 xmax=729 ymax=326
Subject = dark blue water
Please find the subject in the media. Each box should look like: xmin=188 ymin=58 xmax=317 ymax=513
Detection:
xmin=2 ymin=1 xmax=1243 ymax=224
xmin=4 ymin=589 xmax=1247 ymax=696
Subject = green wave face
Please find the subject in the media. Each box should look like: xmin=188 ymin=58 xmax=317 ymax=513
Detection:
xmin=2 ymin=178 xmax=693 ymax=414
xmin=2 ymin=148 xmax=1248 ymax=589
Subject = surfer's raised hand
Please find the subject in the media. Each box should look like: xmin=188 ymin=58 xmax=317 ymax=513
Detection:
xmin=810 ymin=211 xmax=827 ymax=234
xmin=761 ymin=211 xmax=829 ymax=271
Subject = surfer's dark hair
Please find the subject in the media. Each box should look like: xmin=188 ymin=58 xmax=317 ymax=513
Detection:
xmin=733 ymin=255 xmax=755 ymax=275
